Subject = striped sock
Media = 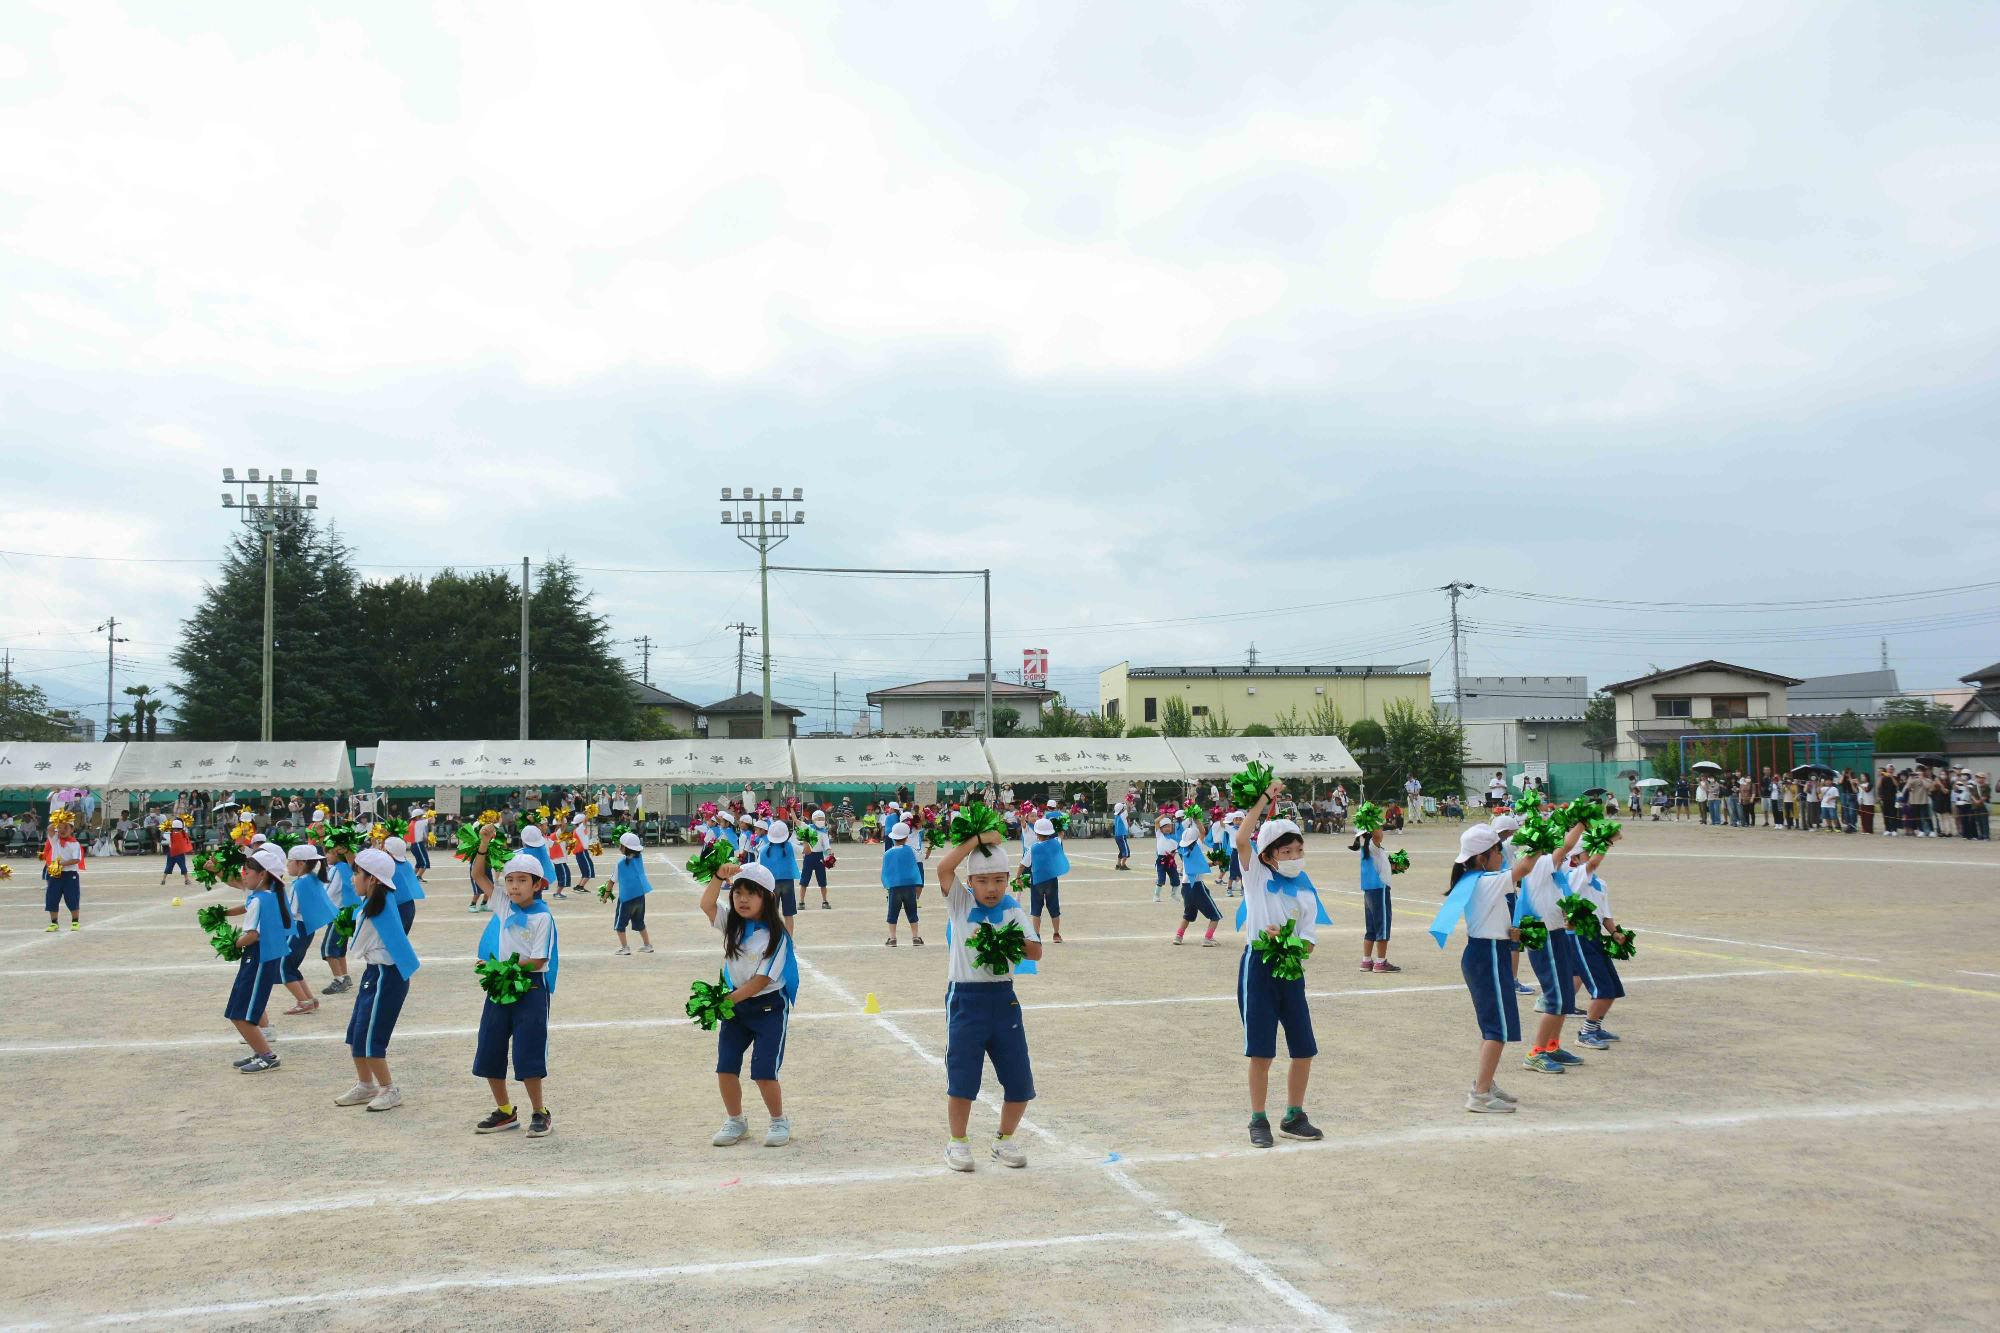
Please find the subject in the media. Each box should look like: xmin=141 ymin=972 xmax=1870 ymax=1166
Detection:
xmin=1581 ymin=1019 xmax=1601 ymax=1034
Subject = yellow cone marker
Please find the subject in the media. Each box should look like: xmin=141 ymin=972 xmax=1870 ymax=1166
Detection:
xmin=171 ymin=897 xmax=183 ymax=907
xmin=862 ymin=992 xmax=880 ymax=1014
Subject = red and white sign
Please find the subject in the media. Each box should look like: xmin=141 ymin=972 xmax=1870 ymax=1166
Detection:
xmin=1022 ymin=648 xmax=1048 ymax=684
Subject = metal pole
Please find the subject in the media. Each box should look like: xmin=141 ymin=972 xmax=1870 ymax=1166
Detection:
xmin=104 ymin=616 xmax=117 ymax=739
xmin=261 ymin=528 xmax=275 ymax=742
xmin=983 ymin=569 xmax=993 ymax=738
xmin=758 ymin=497 xmax=773 ymax=737
xmin=519 ymin=557 xmax=531 ymax=739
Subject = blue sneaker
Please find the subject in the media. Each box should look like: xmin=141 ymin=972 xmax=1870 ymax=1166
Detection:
xmin=1576 ymin=1028 xmax=1610 ymax=1050
xmin=1594 ymin=1026 xmax=1620 ymax=1042
xmin=1522 ymin=1052 xmax=1565 ymax=1074
xmin=1547 ymin=1046 xmax=1585 ymax=1067
xmin=1513 ymin=980 xmax=1535 ymax=996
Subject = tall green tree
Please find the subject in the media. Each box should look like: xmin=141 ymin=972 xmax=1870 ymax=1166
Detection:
xmin=1161 ymin=696 xmax=1193 ymax=737
xmin=528 ymin=559 xmax=637 ymax=739
xmin=1582 ymin=692 xmax=1616 ymax=756
xmin=171 ymin=510 xmax=374 ymax=740
xmin=1 ymin=676 xmax=74 ymax=741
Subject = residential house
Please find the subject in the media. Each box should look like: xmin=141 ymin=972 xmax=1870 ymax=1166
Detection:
xmin=628 ymin=681 xmax=702 ymax=735
xmin=1602 ymin=661 xmax=1803 ymax=763
xmin=699 ymin=692 xmax=805 ymax=740
xmin=1946 ymin=661 xmax=2000 ymax=770
xmin=1098 ymin=662 xmax=1431 ymax=732
xmin=866 ymin=675 xmax=1048 ymax=735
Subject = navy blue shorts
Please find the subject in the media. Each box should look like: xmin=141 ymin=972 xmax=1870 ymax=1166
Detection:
xmin=945 ymin=981 xmax=1035 ymax=1102
xmin=716 ymin=991 xmax=789 ymax=1081
xmin=163 ymin=853 xmax=188 ymax=876
xmin=1229 ymin=850 xmax=1242 ymax=881
xmin=1180 ymin=880 xmax=1219 ymax=923
xmin=321 ymin=920 xmax=348 ymax=960
xmin=223 ymin=953 xmax=283 ymax=1024
xmin=398 ymin=900 xmax=416 ymax=933
xmin=1155 ymin=855 xmax=1180 ymax=888
xmin=1461 ymin=937 xmax=1521 ymax=1042
xmin=573 ymin=849 xmax=594 ymax=880
xmin=472 ymin=979 xmax=549 ymax=1081
xmin=1570 ymin=932 xmax=1626 ymax=1001
xmin=411 ymin=841 xmax=432 ymax=871
xmin=801 ymin=851 xmax=827 ymax=889
xmin=775 ymin=878 xmax=797 ymax=918
xmin=885 ymin=886 xmax=920 ymax=924
xmin=614 ymin=895 xmax=647 ymax=933
xmin=1362 ymin=888 xmax=1391 ymax=942
xmin=1528 ymin=932 xmax=1585 ymax=1016
xmin=554 ymin=861 xmax=572 ymax=888
xmin=1030 ymin=879 xmax=1061 ymax=918
xmin=345 ymin=963 xmax=410 ymax=1057
xmin=282 ymin=927 xmax=314 ymax=983
xmin=44 ymin=871 xmax=80 ymax=915
xmin=1114 ymin=835 xmax=1130 ymax=858
xmin=1237 ymin=944 xmax=1317 ymax=1060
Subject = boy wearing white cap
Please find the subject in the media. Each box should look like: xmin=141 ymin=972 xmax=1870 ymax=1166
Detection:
xmin=1152 ymin=814 xmax=1180 ymax=903
xmin=159 ymin=817 xmax=193 ymax=886
xmin=880 ymin=824 xmax=925 ymax=946
xmin=1027 ymin=816 xmax=1070 ymax=943
xmin=760 ymin=818 xmax=802 ymax=935
xmin=1232 ymin=779 xmax=1330 ymax=1147
xmin=1174 ymin=823 xmax=1221 ymax=946
xmin=469 ymin=825 xmax=559 ymax=1138
xmin=802 ymin=808 xmax=833 ymax=909
xmin=609 ymin=830 xmax=655 ymax=955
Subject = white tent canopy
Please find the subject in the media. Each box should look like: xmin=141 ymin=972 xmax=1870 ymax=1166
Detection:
xmin=791 ymin=737 xmax=994 ymax=784
xmin=1165 ymin=736 xmax=1362 ymax=780
xmin=107 ymin=741 xmax=351 ymax=791
xmin=369 ymin=739 xmax=591 ymax=786
xmin=587 ymin=739 xmax=793 ymax=785
xmin=0 ymin=742 xmax=127 ymax=791
xmin=983 ymin=736 xmax=1185 ymax=781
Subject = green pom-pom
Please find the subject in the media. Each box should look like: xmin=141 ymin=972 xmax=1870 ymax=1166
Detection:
xmin=475 ymin=953 xmax=535 ymax=1004
xmin=1206 ymin=847 xmax=1230 ymax=874
xmin=1581 ymin=819 xmax=1621 ymax=858
xmin=191 ymin=842 xmax=245 ymax=888
xmin=267 ymin=830 xmax=302 ymax=853
xmin=331 ymin=905 xmax=357 ymax=946
xmin=1351 ymin=802 xmax=1384 ymax=833
xmin=196 ymin=903 xmax=229 ymax=932
xmin=1009 ymin=865 xmax=1033 ymax=899
xmin=597 ymin=881 xmax=614 ymax=904
xmin=1600 ymin=925 xmax=1637 ymax=960
xmin=1046 ymin=809 xmax=1070 ymax=834
xmin=207 ymin=922 xmax=245 ymax=962
xmin=611 ymin=823 xmax=633 ymax=844
xmin=1557 ymin=893 xmax=1601 ymax=941
xmin=320 ymin=823 xmax=361 ymax=853
xmin=1513 ymin=788 xmax=1543 ymax=817
xmin=1387 ymin=849 xmax=1410 ymax=875
xmin=685 ymin=974 xmax=737 ymax=1031
xmin=1228 ymin=761 xmax=1276 ymax=811
xmin=945 ymin=801 xmax=1007 ymax=846
xmin=795 ymin=824 xmax=819 ymax=850
xmin=1249 ymin=918 xmax=1312 ymax=981
xmin=968 ymin=921 xmax=1029 ymax=976
xmin=376 ymin=817 xmax=409 ymax=840
xmin=454 ymin=824 xmax=491 ymax=863
xmin=1517 ymin=915 xmax=1549 ymax=951
xmin=1510 ymin=813 xmax=1562 ymax=855
xmin=685 ymin=841 xmax=731 ymax=884
xmin=1559 ymin=799 xmax=1603 ymax=829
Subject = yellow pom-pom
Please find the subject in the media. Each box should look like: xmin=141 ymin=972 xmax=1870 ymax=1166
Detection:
xmin=585 ymin=803 xmax=600 ymax=818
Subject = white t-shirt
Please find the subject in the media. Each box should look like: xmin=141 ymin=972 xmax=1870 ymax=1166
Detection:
xmin=409 ymin=817 xmax=429 ymax=844
xmin=945 ymin=883 xmax=1039 ymax=986
xmin=1405 ymin=779 xmax=1421 ymax=796
xmin=1521 ymin=854 xmax=1564 ymax=926
xmin=1575 ymin=869 xmax=1611 ymax=918
xmin=49 ymin=837 xmax=83 ymax=870
xmin=492 ymin=896 xmax=554 ymax=964
xmin=350 ymin=912 xmax=394 ymax=967
xmin=1153 ymin=829 xmax=1177 ymax=857
xmin=1239 ymin=853 xmax=1322 ymax=945
xmin=711 ymin=904 xmax=792 ymax=997
xmin=241 ymin=893 xmax=267 ymax=940
xmin=1461 ymin=869 xmax=1514 ymax=940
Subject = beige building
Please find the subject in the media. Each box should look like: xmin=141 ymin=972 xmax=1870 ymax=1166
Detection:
xmin=1603 ymin=660 xmax=1803 ymax=762
xmin=1097 ymin=662 xmax=1432 ymax=732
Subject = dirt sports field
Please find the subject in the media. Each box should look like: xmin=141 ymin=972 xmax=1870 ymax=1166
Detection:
xmin=2 ymin=821 xmax=1997 ymax=1331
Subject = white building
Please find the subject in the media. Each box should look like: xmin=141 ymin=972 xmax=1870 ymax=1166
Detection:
xmin=866 ymin=675 xmax=1048 ymax=735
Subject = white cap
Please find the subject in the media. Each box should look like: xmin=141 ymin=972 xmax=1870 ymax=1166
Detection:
xmin=1179 ymin=826 xmax=1200 ymax=848
xmin=170 ymin=819 xmax=184 ymax=829
xmin=354 ymin=848 xmax=397 ymax=885
xmin=384 ymin=836 xmax=410 ymax=862
xmin=732 ymin=862 xmax=777 ymax=893
xmin=1225 ymin=810 xmax=1246 ymax=824
xmin=287 ymin=843 xmax=323 ymax=863
xmin=1458 ymin=825 xmax=1501 ymax=860
xmin=887 ymin=801 xmax=901 ymax=811
xmin=571 ymin=813 xmax=587 ymax=826
xmin=1490 ymin=813 xmax=1522 ymax=835
xmin=521 ymin=825 xmax=546 ymax=847
xmin=812 ymin=810 xmax=827 ymax=823
xmin=1254 ymin=819 xmax=1303 ymax=856
xmin=619 ymin=830 xmax=644 ymax=852
xmin=501 ymin=852 xmax=547 ymax=881
xmin=754 ymin=818 xmax=770 ymax=830
xmin=889 ymin=824 xmax=911 ymax=841
xmin=768 ymin=820 xmax=791 ymax=843
xmin=962 ymin=839 xmax=1013 ymax=875
xmin=1033 ymin=817 xmax=1055 ymax=837
xmin=250 ymin=833 xmax=268 ymax=846
xmin=248 ymin=846 xmax=288 ymax=879
xmin=1156 ymin=814 xmax=1174 ymax=828
xmin=737 ymin=814 xmax=753 ymax=825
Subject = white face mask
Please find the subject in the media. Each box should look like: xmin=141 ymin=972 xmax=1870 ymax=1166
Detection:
xmin=1271 ymin=860 xmax=1305 ymax=879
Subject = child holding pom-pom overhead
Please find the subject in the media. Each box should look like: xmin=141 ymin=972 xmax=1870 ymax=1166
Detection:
xmin=1427 ymin=823 xmax=1550 ymax=1113
xmin=1565 ymin=824 xmax=1628 ymax=1050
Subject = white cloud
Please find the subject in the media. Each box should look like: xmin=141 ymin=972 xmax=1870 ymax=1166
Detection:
xmin=1370 ymin=169 xmax=1609 ymax=301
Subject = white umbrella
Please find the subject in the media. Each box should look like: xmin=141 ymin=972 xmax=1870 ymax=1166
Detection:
xmin=1691 ymin=761 xmax=1722 ymax=772
xmin=1634 ymin=778 xmax=1668 ymax=788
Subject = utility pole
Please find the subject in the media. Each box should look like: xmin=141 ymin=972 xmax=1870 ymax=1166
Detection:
xmin=1246 ymin=642 xmax=1259 ymax=669
xmin=983 ymin=569 xmax=993 ymax=738
xmin=830 ymin=671 xmax=839 ymax=735
xmin=720 ymin=488 xmax=805 ymax=736
xmin=95 ymin=617 xmax=128 ymax=737
xmin=1880 ymin=637 xmax=1889 ymax=671
xmin=220 ymin=466 xmax=319 ymax=742
xmin=726 ymin=622 xmax=758 ymax=696
xmin=630 ymin=635 xmax=654 ymax=686
xmin=519 ymin=558 xmax=531 ymax=739
xmin=1443 ymin=581 xmax=1474 ymax=720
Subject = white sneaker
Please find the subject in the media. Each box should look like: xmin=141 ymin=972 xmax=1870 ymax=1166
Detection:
xmin=945 ymin=1138 xmax=975 ymax=1172
xmin=991 ymin=1136 xmax=1027 ymax=1168
xmin=614 ymin=945 xmax=631 ymax=956
xmin=335 ymin=1082 xmax=381 ymax=1107
xmin=1465 ymin=1089 xmax=1516 ymax=1114
xmin=366 ymin=1085 xmax=402 ymax=1112
xmin=1486 ymin=1082 xmax=1519 ymax=1104
xmin=764 ymin=1117 xmax=792 ymax=1148
xmin=712 ymin=1115 xmax=749 ymax=1146
xmin=638 ymin=944 xmax=655 ymax=953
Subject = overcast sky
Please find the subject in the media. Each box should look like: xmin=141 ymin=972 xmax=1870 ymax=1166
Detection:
xmin=3 ymin=0 xmax=1997 ymax=735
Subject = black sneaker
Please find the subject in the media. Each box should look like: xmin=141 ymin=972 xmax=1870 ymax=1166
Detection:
xmin=1279 ymin=1110 xmax=1324 ymax=1141
xmin=232 ymin=1053 xmax=260 ymax=1069
xmin=1248 ymin=1117 xmax=1274 ymax=1149
xmin=238 ymin=1052 xmax=280 ymax=1074
xmin=476 ymin=1107 xmax=519 ymax=1134
xmin=527 ymin=1108 xmax=553 ymax=1138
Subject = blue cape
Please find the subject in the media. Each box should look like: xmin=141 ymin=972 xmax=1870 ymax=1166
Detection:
xmin=247 ymin=888 xmax=291 ymax=964
xmin=1359 ymin=845 xmax=1387 ymax=892
xmin=728 ymin=920 xmax=800 ymax=1004
xmin=943 ymin=893 xmax=1039 ymax=975
xmin=1029 ymin=837 xmax=1070 ymax=882
xmin=330 ymin=860 xmax=362 ymax=911
xmin=880 ymin=844 xmax=923 ymax=889
xmin=616 ymin=852 xmax=654 ymax=903
xmin=1430 ymin=870 xmax=1496 ymax=949
xmin=478 ymin=897 xmax=559 ymax=994
xmin=760 ymin=838 xmax=800 ymax=881
xmin=293 ymin=872 xmax=335 ymax=934
xmin=392 ymin=858 xmax=426 ymax=905
xmin=1233 ymin=868 xmax=1335 ymax=932
xmin=361 ymin=895 xmax=422 ymax=978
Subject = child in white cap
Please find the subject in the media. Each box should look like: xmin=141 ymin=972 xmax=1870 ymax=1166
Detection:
xmin=701 ymin=860 xmax=798 ymax=1149
xmin=880 ymin=823 xmax=924 ymax=946
xmin=609 ymin=829 xmax=655 ymax=955
xmin=468 ymin=824 xmax=559 ymax=1138
xmin=1027 ymin=815 xmax=1069 ymax=943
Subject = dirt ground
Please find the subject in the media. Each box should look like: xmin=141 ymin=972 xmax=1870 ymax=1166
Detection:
xmin=2 ymin=820 xmax=1997 ymax=1330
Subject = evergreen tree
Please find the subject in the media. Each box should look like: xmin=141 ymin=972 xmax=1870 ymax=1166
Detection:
xmin=1 ymin=676 xmax=74 ymax=741
xmin=529 ymin=559 xmax=637 ymax=739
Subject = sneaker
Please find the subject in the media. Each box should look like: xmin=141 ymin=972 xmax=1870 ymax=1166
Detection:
xmin=1465 ymin=1089 xmax=1516 ymax=1114
xmin=1576 ymin=1028 xmax=1611 ymax=1050
xmin=238 ymin=1052 xmax=280 ymax=1073
xmin=1514 ymin=980 xmax=1535 ymax=995
xmin=615 ymin=945 xmax=631 ymax=956
xmin=763 ymin=1116 xmax=791 ymax=1148
xmin=945 ymin=1138 xmax=976 ymax=1171
xmin=1359 ymin=958 xmax=1374 ymax=972
xmin=1373 ymin=960 xmax=1402 ymax=973
xmin=991 ymin=1136 xmax=1027 ymax=1168
xmin=820 ymin=901 xmax=831 ymax=910
xmin=638 ymin=944 xmax=655 ymax=953
xmin=1173 ymin=935 xmax=1184 ymax=946
xmin=1547 ymin=1047 xmax=1585 ymax=1067
xmin=911 ymin=936 xmax=924 ymax=946
xmin=1487 ymin=1082 xmax=1519 ymax=1104
xmin=1248 ymin=1117 xmax=1275 ymax=1149
xmin=43 ymin=923 xmax=56 ymax=933
xmin=468 ymin=902 xmax=482 ymax=913
xmin=527 ymin=1108 xmax=553 ymax=1138
xmin=711 ymin=1115 xmax=748 ymax=1146
xmin=1202 ymin=935 xmax=1217 ymax=947
xmin=1522 ymin=1052 xmax=1565 ymax=1074
xmin=232 ymin=1053 xmax=261 ymax=1069
xmin=477 ymin=1107 xmax=520 ymax=1134
xmin=367 ymin=1085 xmax=403 ymax=1112
xmin=1279 ymin=1110 xmax=1323 ymax=1141
xmin=1592 ymin=1026 xmax=1620 ymax=1042
xmin=69 ymin=922 xmax=80 ymax=931
xmin=335 ymin=1082 xmax=381 ymax=1106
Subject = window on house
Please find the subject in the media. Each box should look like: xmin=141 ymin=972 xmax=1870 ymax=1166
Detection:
xmin=1191 ymin=705 xmax=1210 ymax=717
xmin=941 ymin=709 xmax=973 ymax=729
xmin=1711 ymin=696 xmax=1749 ymax=720
xmin=1106 ymin=699 xmax=1120 ymax=720
xmin=1654 ymin=697 xmax=1692 ymax=719
xmin=726 ymin=718 xmax=762 ymax=738
xmin=1143 ymin=697 xmax=1157 ymax=723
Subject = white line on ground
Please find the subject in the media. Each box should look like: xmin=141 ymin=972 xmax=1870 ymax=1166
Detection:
xmin=0 ymin=1227 xmax=1191 ymax=1330
xmin=0 ymin=902 xmax=173 ymax=959
xmin=1957 ymin=971 xmax=2000 ymax=979
xmin=1621 ymin=925 xmax=1883 ymax=964
xmin=6 ymin=1094 xmax=1984 ymax=1248
xmin=0 ymin=969 xmax=1790 ymax=1056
